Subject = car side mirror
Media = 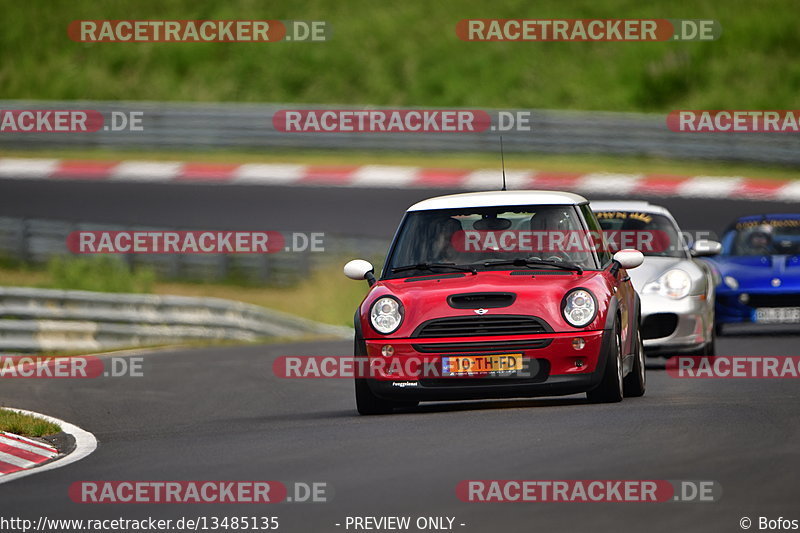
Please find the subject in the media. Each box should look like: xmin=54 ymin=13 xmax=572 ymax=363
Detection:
xmin=611 ymin=249 xmax=644 ymax=275
xmin=691 ymin=239 xmax=722 ymax=257
xmin=343 ymin=259 xmax=376 ymax=286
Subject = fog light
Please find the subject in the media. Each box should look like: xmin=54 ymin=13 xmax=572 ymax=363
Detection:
xmin=575 ymin=359 xmax=584 ymax=368
xmin=381 ymin=345 xmax=395 ymax=357
xmin=739 ymin=293 xmax=749 ymax=304
xmin=572 ymin=338 xmax=586 ymax=350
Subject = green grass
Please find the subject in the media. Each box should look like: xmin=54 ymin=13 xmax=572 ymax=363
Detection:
xmin=47 ymin=256 xmax=156 ymax=293
xmin=155 ymin=264 xmax=370 ymax=327
xmin=0 ymin=260 xmax=369 ymax=327
xmin=0 ymin=409 xmax=61 ymax=437
xmin=1 ymin=0 xmax=798 ymax=111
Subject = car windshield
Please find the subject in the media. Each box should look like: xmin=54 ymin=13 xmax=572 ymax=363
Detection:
xmin=383 ymin=205 xmax=599 ymax=278
xmin=594 ymin=211 xmax=685 ymax=258
xmin=728 ymin=219 xmax=800 ymax=256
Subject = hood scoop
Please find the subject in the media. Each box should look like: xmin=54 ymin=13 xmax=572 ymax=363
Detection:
xmin=404 ymin=273 xmax=466 ymax=283
xmin=448 ymin=292 xmax=516 ymax=309
xmin=509 ymin=270 xmax=575 ymax=276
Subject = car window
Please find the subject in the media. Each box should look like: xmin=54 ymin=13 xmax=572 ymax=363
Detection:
xmin=594 ymin=211 xmax=685 ymax=258
xmin=383 ymin=204 xmax=599 ymax=278
xmin=728 ymin=218 xmax=800 ymax=256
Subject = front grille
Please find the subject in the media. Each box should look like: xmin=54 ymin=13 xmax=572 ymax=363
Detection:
xmin=746 ymin=293 xmax=800 ymax=308
xmin=413 ymin=315 xmax=551 ymax=338
xmin=412 ymin=338 xmax=552 ymax=353
xmin=641 ymin=313 xmax=679 ymax=340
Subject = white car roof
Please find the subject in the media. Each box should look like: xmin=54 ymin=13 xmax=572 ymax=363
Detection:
xmin=590 ymin=200 xmax=673 ymax=218
xmin=408 ymin=190 xmax=589 ymax=212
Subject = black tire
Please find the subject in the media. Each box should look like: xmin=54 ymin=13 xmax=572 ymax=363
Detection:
xmin=353 ymin=332 xmax=395 ymax=415
xmin=355 ymin=378 xmax=396 ymax=415
xmin=587 ymin=322 xmax=624 ymax=404
xmin=623 ymin=329 xmax=646 ymax=397
xmin=703 ymin=330 xmax=716 ymax=357
xmin=352 ymin=332 xmax=417 ymax=415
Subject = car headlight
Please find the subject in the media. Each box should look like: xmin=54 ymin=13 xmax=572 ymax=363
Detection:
xmin=370 ymin=296 xmax=403 ymax=334
xmin=646 ymin=269 xmax=692 ymax=299
xmin=724 ymin=275 xmax=739 ymax=290
xmin=562 ymin=289 xmax=597 ymax=328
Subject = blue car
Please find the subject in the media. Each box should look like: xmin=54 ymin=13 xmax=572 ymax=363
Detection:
xmin=707 ymin=214 xmax=800 ymax=333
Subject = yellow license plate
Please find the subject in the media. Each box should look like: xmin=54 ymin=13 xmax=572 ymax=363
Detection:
xmin=442 ymin=354 xmax=524 ymax=376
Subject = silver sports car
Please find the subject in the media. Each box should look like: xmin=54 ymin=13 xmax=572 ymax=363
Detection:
xmin=592 ymin=201 xmax=721 ymax=357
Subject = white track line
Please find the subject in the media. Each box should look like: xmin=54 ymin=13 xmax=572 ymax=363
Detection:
xmin=462 ymin=168 xmax=534 ymax=190
xmin=577 ymin=172 xmax=643 ymax=194
xmin=0 ymin=158 xmax=58 ymax=179
xmin=232 ymin=163 xmax=306 ymax=184
xmin=349 ymin=165 xmax=418 ymax=188
xmin=110 ymin=161 xmax=183 ymax=182
xmin=0 ymin=408 xmax=97 ymax=485
xmin=0 ymin=450 xmax=36 ymax=468
xmin=775 ymin=181 xmax=800 ymax=202
xmin=676 ymin=176 xmax=744 ymax=197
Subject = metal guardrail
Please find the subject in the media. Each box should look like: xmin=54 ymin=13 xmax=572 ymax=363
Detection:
xmin=1 ymin=100 xmax=798 ymax=165
xmin=0 ymin=217 xmax=390 ymax=285
xmin=0 ymin=286 xmax=351 ymax=352
xmin=0 ymin=217 xmax=311 ymax=285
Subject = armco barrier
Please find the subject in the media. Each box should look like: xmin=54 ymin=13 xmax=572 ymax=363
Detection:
xmin=0 ymin=286 xmax=351 ymax=352
xmin=0 ymin=217 xmax=311 ymax=285
xmin=1 ymin=100 xmax=798 ymax=165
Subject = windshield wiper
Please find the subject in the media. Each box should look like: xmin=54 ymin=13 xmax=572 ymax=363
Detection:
xmin=391 ymin=262 xmax=477 ymax=275
xmin=482 ymin=258 xmax=584 ymax=274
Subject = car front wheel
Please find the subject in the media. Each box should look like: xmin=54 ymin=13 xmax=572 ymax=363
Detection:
xmin=355 ymin=378 xmax=396 ymax=415
xmin=587 ymin=322 xmax=624 ymax=404
xmin=623 ymin=329 xmax=646 ymax=397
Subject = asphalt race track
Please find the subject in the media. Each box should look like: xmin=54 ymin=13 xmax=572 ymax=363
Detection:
xmin=0 ymin=178 xmax=795 ymax=238
xmin=1 ymin=178 xmax=799 ymax=532
xmin=1 ymin=336 xmax=799 ymax=532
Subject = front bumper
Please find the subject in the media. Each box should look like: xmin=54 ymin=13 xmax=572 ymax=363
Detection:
xmin=716 ymin=289 xmax=800 ymax=325
xmin=639 ymin=293 xmax=712 ymax=356
xmin=361 ymin=329 xmax=612 ymax=401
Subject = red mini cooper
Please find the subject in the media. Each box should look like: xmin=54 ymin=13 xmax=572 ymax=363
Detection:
xmin=344 ymin=191 xmax=645 ymax=415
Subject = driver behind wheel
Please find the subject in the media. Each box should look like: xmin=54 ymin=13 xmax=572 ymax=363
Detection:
xmin=529 ymin=209 xmax=589 ymax=263
xmin=428 ymin=216 xmax=464 ymax=263
xmin=744 ymin=225 xmax=773 ymax=255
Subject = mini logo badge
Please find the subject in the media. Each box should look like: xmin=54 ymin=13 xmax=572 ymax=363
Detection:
xmin=474 ymin=308 xmax=489 ymax=315
xmin=772 ymin=278 xmax=782 ymax=287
